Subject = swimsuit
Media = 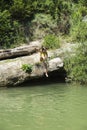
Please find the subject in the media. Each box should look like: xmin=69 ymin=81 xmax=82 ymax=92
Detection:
xmin=40 ymin=51 xmax=47 ymax=62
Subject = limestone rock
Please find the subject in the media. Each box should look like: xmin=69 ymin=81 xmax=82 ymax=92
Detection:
xmin=0 ymin=53 xmax=63 ymax=87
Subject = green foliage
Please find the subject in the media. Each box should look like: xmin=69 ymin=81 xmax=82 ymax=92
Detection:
xmin=52 ymin=1 xmax=71 ymax=34
xmin=0 ymin=10 xmax=17 ymax=48
xmin=43 ymin=34 xmax=60 ymax=49
xmin=0 ymin=0 xmax=13 ymax=11
xmin=71 ymin=22 xmax=87 ymax=42
xmin=70 ymin=4 xmax=87 ymax=42
xmin=22 ymin=64 xmax=33 ymax=73
xmin=72 ymin=0 xmax=87 ymax=5
xmin=30 ymin=13 xmax=57 ymax=40
xmin=64 ymin=42 xmax=87 ymax=84
xmin=10 ymin=0 xmax=34 ymax=22
xmin=0 ymin=10 xmax=26 ymax=48
xmin=0 ymin=0 xmax=87 ymax=49
xmin=32 ymin=13 xmax=56 ymax=28
xmin=78 ymin=0 xmax=87 ymax=6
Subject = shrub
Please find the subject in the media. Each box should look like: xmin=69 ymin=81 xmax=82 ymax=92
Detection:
xmin=0 ymin=10 xmax=13 ymax=48
xmin=43 ymin=34 xmax=60 ymax=49
xmin=70 ymin=4 xmax=87 ymax=42
xmin=0 ymin=10 xmax=24 ymax=49
xmin=64 ymin=42 xmax=87 ymax=84
xmin=22 ymin=64 xmax=33 ymax=73
xmin=30 ymin=13 xmax=57 ymax=40
xmin=70 ymin=21 xmax=87 ymax=42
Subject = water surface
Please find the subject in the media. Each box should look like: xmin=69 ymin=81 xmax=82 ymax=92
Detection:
xmin=0 ymin=83 xmax=87 ymax=130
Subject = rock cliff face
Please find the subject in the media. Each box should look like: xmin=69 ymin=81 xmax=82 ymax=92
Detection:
xmin=0 ymin=41 xmax=76 ymax=87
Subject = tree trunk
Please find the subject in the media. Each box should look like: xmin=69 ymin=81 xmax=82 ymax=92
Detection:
xmin=0 ymin=40 xmax=42 ymax=60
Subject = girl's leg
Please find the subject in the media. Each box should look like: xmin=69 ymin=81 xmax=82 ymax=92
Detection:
xmin=44 ymin=62 xmax=48 ymax=77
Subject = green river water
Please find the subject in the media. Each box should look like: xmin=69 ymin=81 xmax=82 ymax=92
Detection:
xmin=0 ymin=83 xmax=87 ymax=130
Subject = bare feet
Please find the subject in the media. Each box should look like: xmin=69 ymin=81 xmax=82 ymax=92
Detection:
xmin=45 ymin=73 xmax=48 ymax=77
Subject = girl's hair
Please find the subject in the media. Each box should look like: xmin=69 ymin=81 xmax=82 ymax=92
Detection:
xmin=41 ymin=46 xmax=46 ymax=51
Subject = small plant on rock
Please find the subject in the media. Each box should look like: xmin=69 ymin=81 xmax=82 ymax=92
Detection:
xmin=22 ymin=64 xmax=33 ymax=73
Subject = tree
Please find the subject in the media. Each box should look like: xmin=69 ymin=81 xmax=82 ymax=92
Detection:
xmin=0 ymin=10 xmax=18 ymax=48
